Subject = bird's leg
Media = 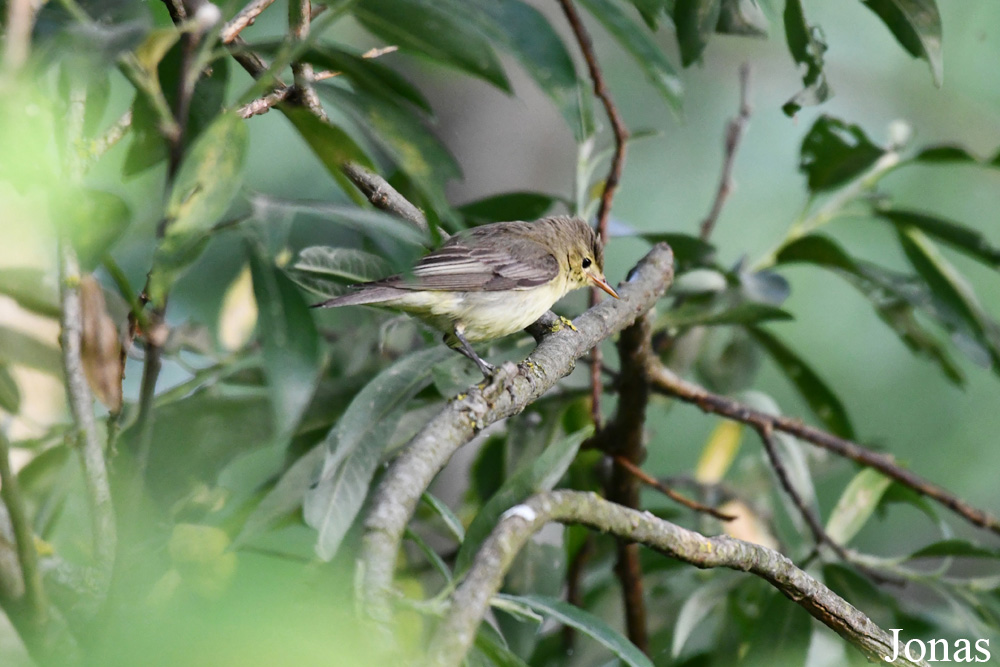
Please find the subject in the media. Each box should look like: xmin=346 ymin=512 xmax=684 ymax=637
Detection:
xmin=445 ymin=325 xmax=496 ymax=377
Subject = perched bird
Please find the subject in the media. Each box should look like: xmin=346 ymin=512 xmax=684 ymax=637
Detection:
xmin=312 ymin=216 xmax=618 ymax=376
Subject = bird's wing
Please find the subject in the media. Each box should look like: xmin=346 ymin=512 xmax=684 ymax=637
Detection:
xmin=375 ymin=231 xmax=559 ymax=292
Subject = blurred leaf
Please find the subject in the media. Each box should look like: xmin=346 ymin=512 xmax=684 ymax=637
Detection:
xmin=824 ymin=469 xmax=893 ymax=544
xmin=469 ymin=0 xmax=594 ymax=142
xmin=168 ymin=523 xmax=237 ymax=599
xmin=0 ymin=327 xmax=62 ymax=376
xmin=494 ymin=594 xmax=654 ymax=667
xmin=748 ymin=326 xmax=854 ymax=439
xmin=577 ymin=0 xmax=684 ymax=111
xmin=304 ymin=347 xmax=450 ymax=560
xmin=218 ymin=264 xmax=258 ymax=352
xmin=249 ymin=248 xmax=322 ymax=440
xmin=661 ymin=302 xmax=792 ymax=329
xmin=234 ymin=445 xmax=324 ymax=547
xmin=354 ymin=0 xmax=511 ymax=92
xmin=468 ymin=434 xmax=506 ymax=506
xmin=79 ymin=275 xmax=123 ymax=412
xmin=123 ymin=91 xmax=167 ymax=176
xmin=284 ymin=107 xmax=375 ymax=202
xmin=454 ymin=427 xmax=592 ymax=574
xmin=421 ymin=492 xmax=465 ymax=542
xmin=458 ymin=192 xmax=560 ymax=225
xmin=149 ymin=112 xmax=249 ymax=306
xmin=776 ymin=234 xmax=965 ymax=384
xmin=629 ymin=0 xmax=672 ymax=29
xmin=290 ymin=247 xmax=392 ymax=293
xmin=782 ymin=0 xmax=831 ymax=115
xmin=636 ymin=232 xmax=715 ymax=270
xmin=61 ymin=189 xmax=130 ymax=271
xmin=695 ymin=420 xmax=743 ymax=483
xmin=861 ymin=0 xmax=942 ymax=86
xmin=907 ymin=540 xmax=1000 ymax=561
xmin=898 ymin=228 xmax=1000 ymax=372
xmin=697 ymin=329 xmax=760 ymax=394
xmin=716 ymin=0 xmax=768 ymax=37
xmin=473 ymin=627 xmax=531 ymax=667
xmin=876 ymin=209 xmax=1000 ymax=267
xmin=740 ymin=591 xmax=812 ymax=667
xmin=674 ymin=0 xmax=723 ymax=66
xmin=133 ymin=27 xmax=179 ymax=73
xmin=738 ymin=266 xmax=791 ymax=305
xmin=319 ymin=85 xmax=460 ymax=215
xmin=672 ymin=578 xmax=734 ymax=658
xmin=0 ymin=268 xmax=59 ymax=318
xmin=913 ymin=144 xmax=982 ymax=164
xmin=671 ymin=268 xmax=728 ymax=295
xmin=799 ymin=116 xmax=884 ymax=191
xmin=0 ymin=364 xmax=19 ymax=414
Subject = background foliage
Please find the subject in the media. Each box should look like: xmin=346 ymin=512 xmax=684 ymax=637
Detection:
xmin=1 ymin=0 xmax=999 ymax=665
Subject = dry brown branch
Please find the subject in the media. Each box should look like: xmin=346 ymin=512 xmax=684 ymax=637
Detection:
xmin=221 ymin=0 xmax=277 ymax=43
xmin=612 ymin=455 xmax=736 ymax=521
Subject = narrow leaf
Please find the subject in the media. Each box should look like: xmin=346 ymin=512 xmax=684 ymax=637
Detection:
xmin=285 ymin=107 xmax=375 ymax=200
xmin=748 ymin=327 xmax=855 ymax=439
xmin=907 ymin=539 xmax=1000 ymax=561
xmin=304 ymin=347 xmax=450 ymax=560
xmin=454 ymin=427 xmax=592 ymax=574
xmin=234 ymin=445 xmax=325 ymax=546
xmin=825 ymin=469 xmax=893 ymax=545
xmin=0 ymin=364 xmax=20 ymax=414
xmin=288 ymin=246 xmax=392 ymax=298
xmin=861 ymin=0 xmax=942 ymax=86
xmin=421 ymin=492 xmax=465 ymax=542
xmin=695 ymin=420 xmax=744 ymax=483
xmin=661 ymin=302 xmax=792 ymax=329
xmin=577 ymin=0 xmax=684 ymax=110
xmin=494 ymin=594 xmax=654 ymax=667
xmin=877 ymin=209 xmax=1000 ymax=267
xmin=782 ymin=0 xmax=831 ymax=115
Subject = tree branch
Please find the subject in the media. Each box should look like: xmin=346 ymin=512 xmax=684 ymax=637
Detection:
xmin=647 ymin=361 xmax=1000 ymax=536
xmin=699 ymin=63 xmax=752 ymax=241
xmin=0 ymin=431 xmax=46 ymax=629
xmin=611 ymin=455 xmax=735 ymax=521
xmin=426 ymin=490 xmax=929 ymax=667
xmin=221 ymin=0 xmax=277 ymax=44
xmin=360 ymin=244 xmax=676 ymax=623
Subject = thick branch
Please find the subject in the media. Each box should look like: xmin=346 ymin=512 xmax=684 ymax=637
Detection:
xmin=426 ymin=490 xmax=928 ymax=667
xmin=648 ymin=361 xmax=1000 ymax=536
xmin=360 ymin=244 xmax=675 ymax=622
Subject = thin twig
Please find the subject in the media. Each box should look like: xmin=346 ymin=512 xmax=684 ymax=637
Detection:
xmin=0 ymin=431 xmax=47 ymax=628
xmin=612 ymin=455 xmax=735 ymax=521
xmin=90 ymin=109 xmax=132 ymax=163
xmin=221 ymin=0 xmax=277 ymax=43
xmin=699 ymin=63 xmax=752 ymax=241
xmin=558 ymin=0 xmax=630 ymax=429
xmin=289 ymin=0 xmax=325 ymax=117
xmin=426 ymin=490 xmax=928 ymax=667
xmin=561 ymin=533 xmax=593 ymax=651
xmin=647 ymin=361 xmax=1000 ymax=536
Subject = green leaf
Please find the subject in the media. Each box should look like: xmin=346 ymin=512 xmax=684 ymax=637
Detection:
xmin=60 ymin=189 xmax=130 ymax=271
xmin=672 ymin=578 xmax=735 ymax=658
xmin=907 ymin=539 xmax=1000 ymax=561
xmin=739 ymin=591 xmax=812 ymax=667
xmin=287 ymin=246 xmax=392 ymax=298
xmin=898 ymin=228 xmax=1000 ymax=373
xmin=494 ymin=594 xmax=654 ymax=667
xmin=716 ymin=0 xmax=768 ymax=37
xmin=660 ymin=302 xmax=792 ymax=328
xmin=467 ymin=0 xmax=595 ymax=142
xmin=577 ymin=0 xmax=683 ymax=111
xmin=913 ymin=144 xmax=981 ymax=164
xmin=636 ymin=232 xmax=715 ymax=270
xmin=776 ymin=234 xmax=965 ymax=384
xmin=861 ymin=0 xmax=942 ymax=86
xmin=782 ymin=0 xmax=831 ymax=115
xmin=629 ymin=0 xmax=672 ymax=29
xmin=0 ymin=327 xmax=62 ymax=376
xmin=454 ymin=427 xmax=592 ymax=574
xmin=799 ymin=116 xmax=885 ymax=191
xmin=0 ymin=363 xmax=20 ymax=414
xmin=473 ymin=627 xmax=531 ymax=667
xmin=673 ymin=0 xmax=723 ymax=66
xmin=421 ymin=492 xmax=465 ymax=542
xmin=0 ymin=268 xmax=59 ymax=318
xmin=458 ymin=192 xmax=560 ymax=225
xmin=319 ymin=85 xmax=461 ymax=216
xmin=748 ymin=327 xmax=855 ymax=439
xmin=303 ymin=347 xmax=450 ymax=560
xmin=876 ymin=209 xmax=1000 ymax=268
xmin=149 ymin=112 xmax=249 ymax=306
xmin=354 ymin=0 xmax=511 ymax=92
xmin=824 ymin=469 xmax=893 ymax=544
xmin=249 ymin=247 xmax=322 ymax=440
xmin=284 ymin=107 xmax=375 ymax=201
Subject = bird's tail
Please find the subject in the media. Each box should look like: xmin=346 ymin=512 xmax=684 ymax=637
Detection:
xmin=310 ymin=286 xmax=403 ymax=309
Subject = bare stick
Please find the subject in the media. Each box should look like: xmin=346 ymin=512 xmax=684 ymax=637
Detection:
xmin=699 ymin=63 xmax=752 ymax=241
xmin=647 ymin=361 xmax=1000 ymax=536
xmin=221 ymin=0 xmax=277 ymax=44
xmin=612 ymin=455 xmax=735 ymax=521
xmin=426 ymin=490 xmax=928 ymax=667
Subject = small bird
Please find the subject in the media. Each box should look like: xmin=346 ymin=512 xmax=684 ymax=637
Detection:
xmin=312 ymin=216 xmax=619 ymax=376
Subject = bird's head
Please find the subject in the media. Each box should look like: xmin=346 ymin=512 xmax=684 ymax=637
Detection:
xmin=555 ymin=217 xmax=619 ymax=299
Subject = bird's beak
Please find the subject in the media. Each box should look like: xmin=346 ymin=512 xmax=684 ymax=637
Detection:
xmin=589 ymin=273 xmax=620 ymax=299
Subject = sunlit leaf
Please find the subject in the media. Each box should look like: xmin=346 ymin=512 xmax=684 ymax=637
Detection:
xmin=782 ymin=0 xmax=831 ymax=115
xmin=825 ymin=469 xmax=893 ymax=544
xmin=748 ymin=327 xmax=855 ymax=439
xmin=695 ymin=420 xmax=744 ymax=483
xmin=861 ymin=0 xmax=942 ymax=86
xmin=495 ymin=594 xmax=654 ymax=667
xmin=0 ymin=327 xmax=62 ymax=377
xmin=454 ymin=427 xmax=592 ymax=574
xmin=218 ymin=264 xmax=258 ymax=352
xmin=577 ymin=0 xmax=684 ymax=111
xmin=304 ymin=347 xmax=450 ymax=560
xmin=0 ymin=268 xmax=59 ymax=318
xmin=799 ymin=116 xmax=884 ymax=191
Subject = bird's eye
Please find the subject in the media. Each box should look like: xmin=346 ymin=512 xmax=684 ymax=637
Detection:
xmin=582 ymin=257 xmax=592 ymax=269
